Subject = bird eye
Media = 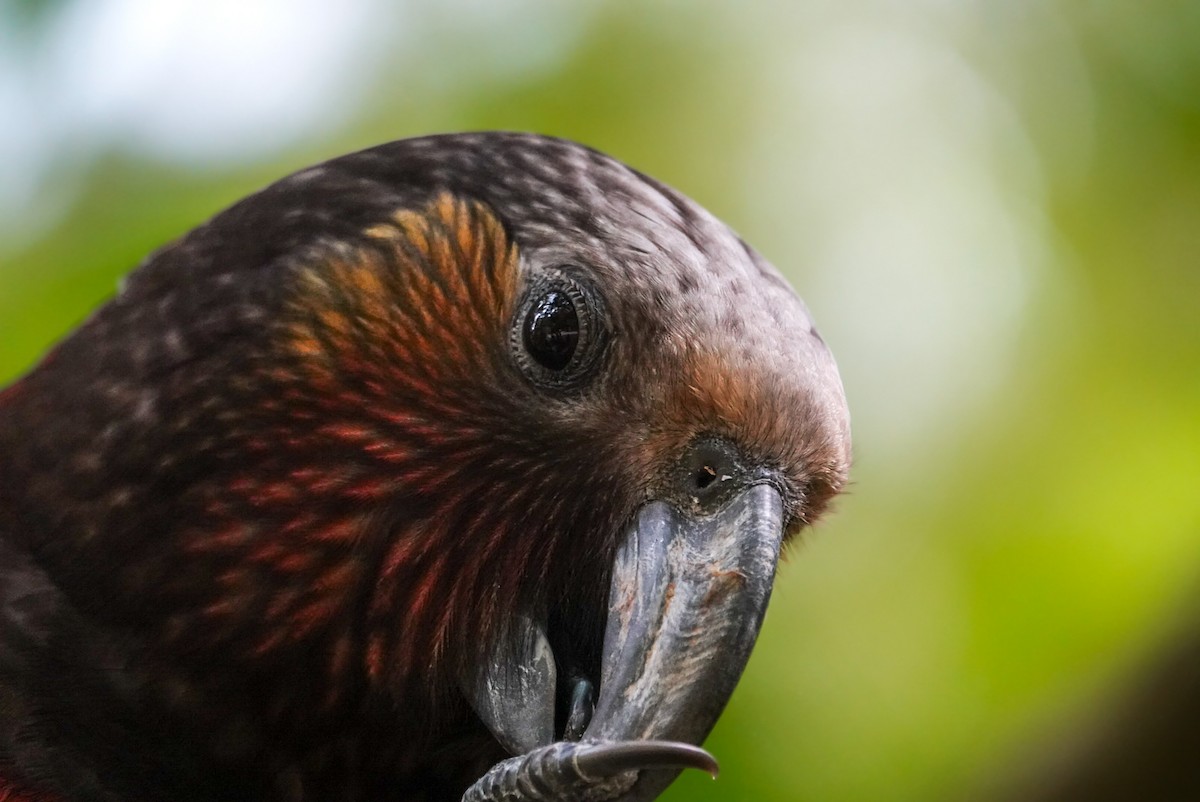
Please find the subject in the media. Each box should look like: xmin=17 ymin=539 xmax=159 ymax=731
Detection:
xmin=523 ymin=289 xmax=579 ymax=371
xmin=512 ymin=271 xmax=606 ymax=390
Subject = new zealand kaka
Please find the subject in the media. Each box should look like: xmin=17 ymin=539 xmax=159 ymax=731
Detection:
xmin=0 ymin=133 xmax=851 ymax=802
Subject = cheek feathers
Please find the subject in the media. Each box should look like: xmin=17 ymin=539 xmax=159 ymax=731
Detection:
xmin=169 ymin=194 xmax=527 ymax=679
xmin=279 ymin=192 xmax=519 ymax=392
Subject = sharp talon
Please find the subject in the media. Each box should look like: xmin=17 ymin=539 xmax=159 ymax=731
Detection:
xmin=574 ymin=740 xmax=719 ymax=780
xmin=563 ymin=678 xmax=594 ymax=741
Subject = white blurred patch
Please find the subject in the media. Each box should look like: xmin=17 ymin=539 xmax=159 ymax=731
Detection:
xmin=47 ymin=0 xmax=385 ymax=162
xmin=0 ymin=24 xmax=73 ymax=246
xmin=741 ymin=4 xmax=1090 ymax=462
xmin=0 ymin=0 xmax=390 ymax=252
xmin=0 ymin=0 xmax=604 ymax=253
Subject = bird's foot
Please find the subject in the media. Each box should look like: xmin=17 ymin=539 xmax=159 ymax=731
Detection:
xmin=460 ymin=739 xmax=718 ymax=802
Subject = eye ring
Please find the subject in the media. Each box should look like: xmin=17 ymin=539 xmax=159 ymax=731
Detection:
xmin=511 ymin=269 xmax=608 ymax=391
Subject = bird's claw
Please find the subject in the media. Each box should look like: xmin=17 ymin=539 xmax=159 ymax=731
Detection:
xmin=461 ymin=739 xmax=718 ymax=802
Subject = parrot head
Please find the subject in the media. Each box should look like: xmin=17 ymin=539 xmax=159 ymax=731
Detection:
xmin=0 ymin=133 xmax=850 ymax=801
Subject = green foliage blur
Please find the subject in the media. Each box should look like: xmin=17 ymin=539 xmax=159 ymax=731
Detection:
xmin=2 ymin=2 xmax=1198 ymax=800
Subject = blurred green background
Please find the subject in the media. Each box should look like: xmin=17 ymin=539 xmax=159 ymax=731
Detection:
xmin=2 ymin=1 xmax=1199 ymax=800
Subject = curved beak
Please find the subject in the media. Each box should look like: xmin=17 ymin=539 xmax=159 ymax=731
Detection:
xmin=461 ymin=482 xmax=785 ymax=802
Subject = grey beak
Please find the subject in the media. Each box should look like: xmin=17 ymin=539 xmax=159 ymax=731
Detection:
xmin=461 ymin=482 xmax=785 ymax=802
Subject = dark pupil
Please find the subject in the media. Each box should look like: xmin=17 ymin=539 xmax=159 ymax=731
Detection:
xmin=523 ymin=289 xmax=580 ymax=371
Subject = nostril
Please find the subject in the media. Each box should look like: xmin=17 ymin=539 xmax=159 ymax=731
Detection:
xmin=676 ymin=438 xmax=747 ymax=512
xmin=693 ymin=464 xmax=719 ymax=491
xmin=667 ymin=439 xmax=748 ymax=513
xmin=670 ymin=437 xmax=775 ymax=515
